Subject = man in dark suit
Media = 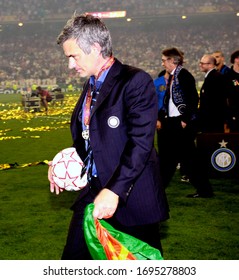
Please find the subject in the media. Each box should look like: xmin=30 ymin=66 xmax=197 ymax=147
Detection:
xmin=199 ymin=54 xmax=228 ymax=133
xmin=158 ymin=47 xmax=213 ymax=198
xmin=48 ymin=13 xmax=169 ymax=260
xmin=225 ymin=50 xmax=239 ymax=132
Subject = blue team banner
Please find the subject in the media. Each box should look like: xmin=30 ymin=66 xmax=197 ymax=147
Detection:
xmin=196 ymin=133 xmax=239 ymax=178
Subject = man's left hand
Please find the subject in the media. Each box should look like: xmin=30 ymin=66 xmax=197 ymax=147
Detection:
xmin=181 ymin=121 xmax=187 ymax=128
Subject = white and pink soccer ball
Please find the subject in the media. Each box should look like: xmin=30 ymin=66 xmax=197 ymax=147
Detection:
xmin=51 ymin=147 xmax=88 ymax=191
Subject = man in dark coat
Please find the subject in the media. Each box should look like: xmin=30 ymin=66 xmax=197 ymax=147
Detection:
xmin=224 ymin=50 xmax=239 ymax=132
xmin=48 ymin=13 xmax=169 ymax=260
xmin=158 ymin=47 xmax=213 ymax=198
xmin=199 ymin=54 xmax=228 ymax=133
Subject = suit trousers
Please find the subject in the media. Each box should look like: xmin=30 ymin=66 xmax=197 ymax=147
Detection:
xmin=158 ymin=116 xmax=213 ymax=196
xmin=61 ymin=177 xmax=163 ymax=260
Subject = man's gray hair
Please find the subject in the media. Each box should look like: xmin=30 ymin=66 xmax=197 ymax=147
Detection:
xmin=57 ymin=13 xmax=113 ymax=58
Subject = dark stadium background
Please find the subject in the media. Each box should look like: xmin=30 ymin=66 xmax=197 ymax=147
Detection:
xmin=1 ymin=0 xmax=239 ymax=91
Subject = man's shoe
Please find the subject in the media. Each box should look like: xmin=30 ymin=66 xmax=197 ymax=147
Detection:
xmin=186 ymin=193 xmax=214 ymax=198
xmin=181 ymin=175 xmax=190 ymax=183
xmin=186 ymin=193 xmax=200 ymax=198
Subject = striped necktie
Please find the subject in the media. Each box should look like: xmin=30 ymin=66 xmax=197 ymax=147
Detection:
xmin=81 ymin=79 xmax=102 ymax=181
xmin=91 ymin=79 xmax=102 ymax=108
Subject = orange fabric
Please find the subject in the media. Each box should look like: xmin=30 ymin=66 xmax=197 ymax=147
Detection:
xmin=95 ymin=219 xmax=136 ymax=260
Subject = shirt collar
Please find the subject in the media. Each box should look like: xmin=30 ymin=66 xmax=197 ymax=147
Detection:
xmin=205 ymin=68 xmax=215 ymax=78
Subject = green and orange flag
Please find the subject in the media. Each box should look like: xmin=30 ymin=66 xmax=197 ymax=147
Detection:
xmin=83 ymin=203 xmax=164 ymax=260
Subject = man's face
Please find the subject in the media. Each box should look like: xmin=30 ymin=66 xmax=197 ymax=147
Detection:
xmin=161 ymin=56 xmax=175 ymax=73
xmin=199 ymin=56 xmax=212 ymax=73
xmin=212 ymin=52 xmax=223 ymax=66
xmin=234 ymin=56 xmax=239 ymax=67
xmin=62 ymin=38 xmax=99 ymax=78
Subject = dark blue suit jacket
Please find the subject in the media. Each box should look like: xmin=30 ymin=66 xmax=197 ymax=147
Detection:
xmin=70 ymin=59 xmax=169 ymax=226
xmin=199 ymin=69 xmax=227 ymax=132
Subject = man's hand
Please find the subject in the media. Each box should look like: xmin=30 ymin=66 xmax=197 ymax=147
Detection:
xmin=48 ymin=161 xmax=64 ymax=195
xmin=93 ymin=188 xmax=119 ymax=219
xmin=181 ymin=121 xmax=187 ymax=129
xmin=224 ymin=123 xmax=230 ymax=133
xmin=156 ymin=120 xmax=162 ymax=130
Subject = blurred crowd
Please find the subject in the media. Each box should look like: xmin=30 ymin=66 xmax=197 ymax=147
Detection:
xmin=0 ymin=0 xmax=237 ymax=21
xmin=1 ymin=4 xmax=238 ymax=89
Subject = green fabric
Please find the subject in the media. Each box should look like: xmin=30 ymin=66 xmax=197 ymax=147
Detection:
xmin=83 ymin=203 xmax=164 ymax=260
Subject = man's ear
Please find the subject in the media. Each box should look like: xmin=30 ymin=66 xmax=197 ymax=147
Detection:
xmin=91 ymin=43 xmax=101 ymax=55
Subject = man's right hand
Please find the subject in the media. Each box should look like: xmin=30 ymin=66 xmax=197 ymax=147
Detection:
xmin=48 ymin=161 xmax=64 ymax=195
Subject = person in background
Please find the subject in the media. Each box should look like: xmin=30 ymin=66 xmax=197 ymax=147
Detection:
xmin=154 ymin=69 xmax=169 ymax=152
xmin=48 ymin=13 xmax=169 ymax=260
xmin=154 ymin=69 xmax=189 ymax=183
xmin=154 ymin=70 xmax=169 ymax=113
xmin=198 ymin=54 xmax=228 ymax=133
xmin=158 ymin=47 xmax=213 ymax=198
xmin=212 ymin=50 xmax=230 ymax=75
xmin=225 ymin=50 xmax=239 ymax=132
xmin=36 ymin=86 xmax=52 ymax=113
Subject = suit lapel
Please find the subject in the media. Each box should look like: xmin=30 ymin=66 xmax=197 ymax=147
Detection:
xmin=74 ymin=59 xmax=122 ymax=121
xmin=91 ymin=59 xmax=122 ymax=115
xmin=74 ymin=81 xmax=88 ymax=116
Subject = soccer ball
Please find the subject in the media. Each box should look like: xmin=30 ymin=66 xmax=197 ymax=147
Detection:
xmin=51 ymin=147 xmax=88 ymax=191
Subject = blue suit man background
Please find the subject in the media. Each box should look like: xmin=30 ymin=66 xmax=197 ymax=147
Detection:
xmin=154 ymin=69 xmax=169 ymax=152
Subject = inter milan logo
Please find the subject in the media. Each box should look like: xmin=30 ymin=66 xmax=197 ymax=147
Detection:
xmin=211 ymin=140 xmax=236 ymax=172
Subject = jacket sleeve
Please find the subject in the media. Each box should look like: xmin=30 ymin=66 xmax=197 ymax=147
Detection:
xmin=178 ymin=69 xmax=199 ymax=124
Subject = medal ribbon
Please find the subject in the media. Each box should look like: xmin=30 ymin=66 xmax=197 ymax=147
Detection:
xmin=83 ymin=56 xmax=115 ymax=127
